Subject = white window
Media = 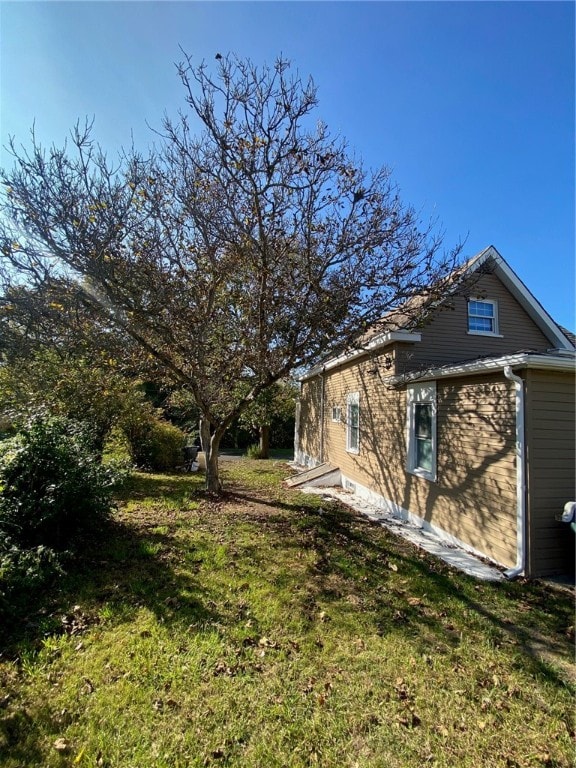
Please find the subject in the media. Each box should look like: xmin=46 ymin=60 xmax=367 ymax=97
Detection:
xmin=331 ymin=406 xmax=342 ymax=422
xmin=346 ymin=393 xmax=360 ymax=453
xmin=467 ymin=299 xmax=499 ymax=335
xmin=406 ymin=382 xmax=436 ymax=481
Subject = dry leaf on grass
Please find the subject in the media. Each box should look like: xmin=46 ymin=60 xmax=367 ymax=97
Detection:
xmin=53 ymin=737 xmax=72 ymax=753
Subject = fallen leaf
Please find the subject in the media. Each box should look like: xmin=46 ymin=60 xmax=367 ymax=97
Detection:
xmin=407 ymin=597 xmax=422 ymax=606
xmin=346 ymin=594 xmax=363 ymax=606
xmin=53 ymin=738 xmax=72 ymax=753
xmin=410 ymin=711 xmax=422 ymax=727
xmin=258 ymin=636 xmax=277 ymax=648
xmin=303 ymin=678 xmax=316 ymax=694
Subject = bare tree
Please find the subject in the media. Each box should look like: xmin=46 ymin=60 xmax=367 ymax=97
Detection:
xmin=0 ymin=54 xmax=462 ymax=491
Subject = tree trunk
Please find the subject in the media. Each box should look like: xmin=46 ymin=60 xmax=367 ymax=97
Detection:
xmin=199 ymin=417 xmax=211 ymax=454
xmin=259 ymin=424 xmax=270 ymax=459
xmin=204 ymin=429 xmax=223 ymax=493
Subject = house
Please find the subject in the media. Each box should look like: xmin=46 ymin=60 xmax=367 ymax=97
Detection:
xmin=294 ymin=246 xmax=575 ymax=578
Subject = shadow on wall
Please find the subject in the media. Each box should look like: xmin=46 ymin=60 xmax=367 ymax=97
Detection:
xmin=315 ymin=358 xmax=520 ymax=569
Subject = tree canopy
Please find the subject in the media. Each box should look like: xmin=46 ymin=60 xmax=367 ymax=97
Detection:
xmin=0 ymin=53 xmax=462 ymax=491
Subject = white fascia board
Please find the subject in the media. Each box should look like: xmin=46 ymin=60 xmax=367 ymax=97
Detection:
xmin=447 ymin=245 xmax=573 ymax=351
xmin=492 ymin=258 xmax=574 ymax=350
xmin=298 ymin=330 xmax=422 ymax=382
xmin=390 ymin=352 xmax=576 ymax=386
xmin=463 ymin=247 xmax=573 ymax=351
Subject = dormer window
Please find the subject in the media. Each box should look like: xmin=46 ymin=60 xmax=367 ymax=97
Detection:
xmin=467 ymin=299 xmax=500 ymax=336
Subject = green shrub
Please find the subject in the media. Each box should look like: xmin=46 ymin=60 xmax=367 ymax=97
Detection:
xmin=0 ymin=540 xmax=64 ymax=612
xmin=123 ymin=416 xmax=186 ymax=471
xmin=0 ymin=415 xmax=125 ymax=551
xmin=245 ymin=443 xmax=265 ymax=459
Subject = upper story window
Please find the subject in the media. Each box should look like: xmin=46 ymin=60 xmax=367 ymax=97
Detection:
xmin=331 ymin=406 xmax=341 ymax=422
xmin=467 ymin=299 xmax=500 ymax=336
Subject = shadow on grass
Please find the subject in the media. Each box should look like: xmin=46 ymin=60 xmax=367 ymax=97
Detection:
xmin=295 ymin=500 xmax=575 ymax=688
xmin=2 ymin=466 xmax=573 ymax=697
xmin=222 ymin=483 xmax=574 ymax=690
xmin=0 ymin=471 xmax=219 ymax=658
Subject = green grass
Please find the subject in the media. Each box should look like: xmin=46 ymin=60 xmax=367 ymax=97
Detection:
xmin=1 ymin=461 xmax=574 ymax=767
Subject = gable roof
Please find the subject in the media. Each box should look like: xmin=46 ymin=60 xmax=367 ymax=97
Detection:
xmin=461 ymin=246 xmax=573 ymax=351
xmin=299 ymin=245 xmax=574 ymax=381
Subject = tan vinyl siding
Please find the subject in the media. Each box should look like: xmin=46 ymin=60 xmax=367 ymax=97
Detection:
xmin=525 ymin=370 xmax=575 ymax=577
xmin=298 ymin=377 xmax=323 ymax=464
xmin=395 ymin=274 xmax=552 ymax=374
xmin=317 ymin=362 xmax=518 ymax=568
xmin=432 ymin=377 xmax=517 ymax=566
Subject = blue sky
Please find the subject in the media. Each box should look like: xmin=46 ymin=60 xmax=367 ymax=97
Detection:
xmin=1 ymin=1 xmax=574 ymax=330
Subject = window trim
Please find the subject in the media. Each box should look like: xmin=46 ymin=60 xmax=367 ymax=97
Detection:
xmin=331 ymin=405 xmax=342 ymax=423
xmin=406 ymin=382 xmax=437 ymax=481
xmin=467 ymin=298 xmax=502 ymax=337
xmin=346 ymin=392 xmax=360 ymax=454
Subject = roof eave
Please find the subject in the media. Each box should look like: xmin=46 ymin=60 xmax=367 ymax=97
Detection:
xmin=298 ymin=330 xmax=422 ymax=382
xmin=389 ymin=352 xmax=576 ymax=387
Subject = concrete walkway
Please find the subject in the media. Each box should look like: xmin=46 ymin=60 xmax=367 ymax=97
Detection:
xmin=297 ymin=484 xmax=505 ymax=582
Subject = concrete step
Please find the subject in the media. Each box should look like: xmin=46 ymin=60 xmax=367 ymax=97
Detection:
xmin=285 ymin=463 xmax=341 ymax=488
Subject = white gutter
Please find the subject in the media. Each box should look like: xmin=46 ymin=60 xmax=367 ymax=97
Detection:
xmin=389 ymin=352 xmax=575 ymax=387
xmin=503 ymin=366 xmax=526 ymax=579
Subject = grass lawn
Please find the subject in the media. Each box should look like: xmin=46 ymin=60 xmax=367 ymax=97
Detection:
xmin=1 ymin=459 xmax=574 ymax=767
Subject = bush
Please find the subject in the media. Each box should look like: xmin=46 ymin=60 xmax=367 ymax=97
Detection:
xmin=0 ymin=415 xmax=125 ymax=551
xmin=245 ymin=443 xmax=265 ymax=459
xmin=0 ymin=540 xmax=65 ymax=618
xmin=122 ymin=416 xmax=186 ymax=471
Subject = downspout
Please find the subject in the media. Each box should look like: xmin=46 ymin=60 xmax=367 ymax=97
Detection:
xmin=503 ymin=366 xmax=526 ymax=579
